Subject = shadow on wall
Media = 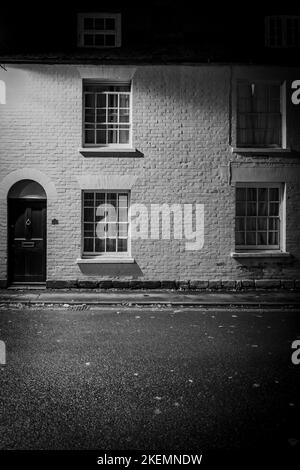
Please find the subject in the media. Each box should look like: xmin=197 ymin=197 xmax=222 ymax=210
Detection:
xmin=77 ymin=261 xmax=143 ymax=278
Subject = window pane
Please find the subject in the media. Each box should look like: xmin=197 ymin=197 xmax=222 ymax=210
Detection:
xmin=95 ymin=207 xmax=107 ymax=222
xmin=108 ymin=94 xmax=118 ymax=107
xmin=119 ymin=129 xmax=129 ymax=144
xmin=247 ymin=188 xmax=257 ymax=201
xmin=269 ymin=203 xmax=279 ymax=216
xmin=106 ymin=239 xmax=116 ymax=252
xmin=84 ymin=223 xmax=94 ymax=237
xmin=270 ymin=98 xmax=280 ymax=113
xmin=96 ymin=110 xmax=106 ymax=123
xmin=107 ymin=193 xmax=117 ymax=206
xmin=118 ymin=194 xmax=128 ymax=207
xmin=258 ymin=203 xmax=268 ymax=216
xmin=84 ymin=192 xmax=94 ymax=204
xmin=258 ymin=188 xmax=268 ymax=201
xmin=269 ymin=188 xmax=279 ymax=201
xmin=236 ymin=217 xmax=245 ymax=231
xmin=85 ymin=94 xmax=95 ymax=108
xmin=254 ymin=84 xmax=268 ymax=112
xmin=236 ymin=187 xmax=246 ymax=202
xmin=257 ymin=217 xmax=268 ymax=230
xmin=96 ymin=94 xmax=106 ymax=108
xmin=84 ymin=18 xmax=94 ymax=30
xmin=108 ymin=128 xmax=118 ymax=143
xmin=236 ymin=231 xmax=245 ymax=245
xmin=107 ymin=109 xmax=118 ymax=123
xmin=119 ymin=109 xmax=130 ymax=122
xmin=95 ymin=238 xmax=105 ymax=252
xmin=84 ymin=238 xmax=94 ymax=252
xmin=105 ymin=35 xmax=116 ymax=46
xmin=106 ymin=18 xmax=115 ymax=30
xmin=100 ymin=204 xmax=116 ymax=219
xmin=246 ymin=218 xmax=256 ymax=231
xmin=96 ymin=129 xmax=106 ymax=144
xmin=246 ymin=232 xmax=256 ymax=245
xmin=236 ymin=202 xmax=246 ymax=216
xmin=268 ymin=232 xmax=279 ymax=245
xmin=84 ymin=34 xmax=94 ymax=46
xmin=119 ymin=94 xmax=130 ymax=107
xmin=96 ymin=223 xmax=106 ymax=237
xmin=237 ymin=81 xmax=281 ymax=147
xmin=85 ymin=130 xmax=95 ymax=144
xmin=106 ymin=223 xmax=117 ymax=237
xmin=95 ymin=18 xmax=105 ymax=30
xmin=257 ymin=232 xmax=268 ymax=245
xmin=84 ymin=207 xmax=94 ymax=222
xmin=85 ymin=109 xmax=95 ymax=123
xmin=269 ymin=84 xmax=280 ymax=100
xmin=247 ymin=203 xmax=257 ymax=216
xmin=83 ymin=84 xmax=131 ymax=147
xmin=238 ymin=83 xmax=251 ymax=110
xmin=117 ymin=239 xmax=127 ymax=252
xmin=83 ymin=191 xmax=129 ymax=255
xmin=118 ymin=223 xmax=128 ymax=237
xmin=95 ymin=34 xmax=105 ymax=46
xmin=235 ymin=185 xmax=281 ymax=249
xmin=96 ymin=193 xmax=105 ymax=204
xmin=118 ymin=208 xmax=128 ymax=222
xmin=269 ymin=218 xmax=279 ymax=230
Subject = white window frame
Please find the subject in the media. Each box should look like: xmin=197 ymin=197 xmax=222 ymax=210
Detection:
xmin=265 ymin=16 xmax=300 ymax=48
xmin=235 ymin=182 xmax=285 ymax=251
xmin=78 ymin=13 xmax=121 ymax=48
xmin=235 ymin=80 xmax=286 ymax=150
xmin=81 ymin=190 xmax=131 ymax=258
xmin=82 ymin=81 xmax=132 ymax=148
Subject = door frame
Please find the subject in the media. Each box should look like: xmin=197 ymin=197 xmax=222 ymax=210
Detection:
xmin=7 ymin=198 xmax=47 ymax=285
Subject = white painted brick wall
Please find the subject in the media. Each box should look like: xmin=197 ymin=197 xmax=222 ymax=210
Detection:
xmin=0 ymin=64 xmax=300 ymax=283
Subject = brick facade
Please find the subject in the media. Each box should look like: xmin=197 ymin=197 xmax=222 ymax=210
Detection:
xmin=0 ymin=64 xmax=300 ymax=287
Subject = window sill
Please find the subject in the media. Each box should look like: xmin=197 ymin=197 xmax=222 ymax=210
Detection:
xmin=78 ymin=45 xmax=121 ymax=49
xmin=231 ymin=147 xmax=291 ymax=155
xmin=79 ymin=147 xmax=143 ymax=157
xmin=231 ymin=251 xmax=291 ymax=258
xmin=77 ymin=256 xmax=135 ymax=264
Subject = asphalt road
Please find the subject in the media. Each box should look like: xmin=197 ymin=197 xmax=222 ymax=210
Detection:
xmin=0 ymin=305 xmax=299 ymax=451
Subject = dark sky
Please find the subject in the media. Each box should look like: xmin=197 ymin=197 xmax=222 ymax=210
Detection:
xmin=1 ymin=1 xmax=300 ymax=63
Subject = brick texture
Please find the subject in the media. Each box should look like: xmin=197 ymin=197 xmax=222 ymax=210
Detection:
xmin=0 ymin=64 xmax=300 ymax=285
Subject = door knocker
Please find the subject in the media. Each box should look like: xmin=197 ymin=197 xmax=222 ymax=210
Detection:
xmin=25 ymin=218 xmax=31 ymax=227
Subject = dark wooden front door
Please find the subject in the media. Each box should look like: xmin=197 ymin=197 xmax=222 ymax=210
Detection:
xmin=8 ymin=199 xmax=46 ymax=284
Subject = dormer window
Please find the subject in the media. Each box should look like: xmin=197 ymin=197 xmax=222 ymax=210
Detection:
xmin=78 ymin=13 xmax=121 ymax=48
xmin=265 ymin=16 xmax=300 ymax=47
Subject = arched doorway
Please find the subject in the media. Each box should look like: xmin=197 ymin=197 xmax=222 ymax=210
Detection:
xmin=7 ymin=180 xmax=46 ymax=285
